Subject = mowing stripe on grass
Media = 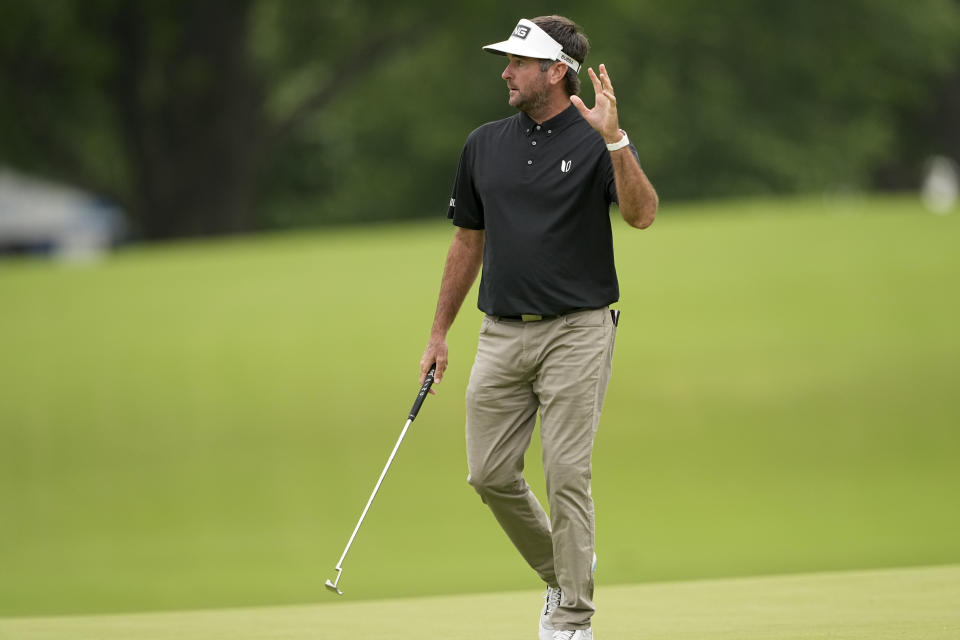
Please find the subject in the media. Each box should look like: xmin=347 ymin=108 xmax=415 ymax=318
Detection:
xmin=1 ymin=565 xmax=957 ymax=640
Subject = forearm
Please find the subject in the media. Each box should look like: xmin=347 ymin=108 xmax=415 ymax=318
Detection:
xmin=430 ymin=227 xmax=484 ymax=339
xmin=569 ymin=63 xmax=659 ymax=228
xmin=609 ymin=145 xmax=658 ymax=229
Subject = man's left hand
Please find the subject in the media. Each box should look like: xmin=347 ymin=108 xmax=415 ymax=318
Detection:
xmin=570 ymin=63 xmax=623 ymax=144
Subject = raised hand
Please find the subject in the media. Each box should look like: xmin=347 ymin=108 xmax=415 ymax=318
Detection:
xmin=570 ymin=63 xmax=622 ymax=143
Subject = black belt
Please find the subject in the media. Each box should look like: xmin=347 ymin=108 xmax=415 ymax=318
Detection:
xmin=495 ymin=308 xmax=591 ymax=322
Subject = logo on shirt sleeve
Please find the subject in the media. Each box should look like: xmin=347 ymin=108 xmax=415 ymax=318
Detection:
xmin=560 ymin=160 xmax=573 ymax=173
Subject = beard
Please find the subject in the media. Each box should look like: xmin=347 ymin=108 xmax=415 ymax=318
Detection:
xmin=508 ymin=75 xmax=550 ymax=114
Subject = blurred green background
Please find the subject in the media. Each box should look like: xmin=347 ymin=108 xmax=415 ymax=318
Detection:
xmin=1 ymin=1 xmax=959 ymax=237
xmin=2 ymin=0 xmax=960 ymax=620
xmin=2 ymin=197 xmax=959 ymax=616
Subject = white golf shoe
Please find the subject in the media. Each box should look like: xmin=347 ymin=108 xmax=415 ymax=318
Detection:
xmin=539 ymin=553 xmax=597 ymax=640
xmin=552 ymin=630 xmax=593 ymax=640
xmin=539 ymin=586 xmax=562 ymax=640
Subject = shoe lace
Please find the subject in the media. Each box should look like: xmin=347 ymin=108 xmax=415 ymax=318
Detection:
xmin=552 ymin=631 xmax=576 ymax=640
xmin=544 ymin=586 xmax=562 ymax=616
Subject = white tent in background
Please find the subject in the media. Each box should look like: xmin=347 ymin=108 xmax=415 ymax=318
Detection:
xmin=0 ymin=168 xmax=126 ymax=260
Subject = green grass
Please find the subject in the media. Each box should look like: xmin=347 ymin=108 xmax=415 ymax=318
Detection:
xmin=1 ymin=565 xmax=958 ymax=639
xmin=1 ymin=194 xmax=959 ymax=617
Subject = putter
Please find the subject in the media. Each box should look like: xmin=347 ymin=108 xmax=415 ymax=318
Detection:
xmin=325 ymin=363 xmax=437 ymax=595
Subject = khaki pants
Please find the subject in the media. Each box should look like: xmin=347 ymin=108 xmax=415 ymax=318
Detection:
xmin=465 ymin=307 xmax=617 ymax=629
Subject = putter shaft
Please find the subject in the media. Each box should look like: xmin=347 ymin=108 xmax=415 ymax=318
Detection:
xmin=325 ymin=365 xmax=436 ymax=595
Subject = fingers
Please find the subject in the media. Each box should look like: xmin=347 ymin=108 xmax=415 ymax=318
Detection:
xmin=599 ymin=63 xmax=615 ymax=94
xmin=420 ymin=354 xmax=444 ymax=383
xmin=420 ymin=341 xmax=449 ymax=393
xmin=419 ymin=357 xmax=439 ymax=394
xmin=587 ymin=66 xmax=602 ymax=98
xmin=574 ymin=68 xmax=618 ymax=136
xmin=586 ymin=65 xmax=616 ymax=106
xmin=569 ymin=94 xmax=589 ymax=117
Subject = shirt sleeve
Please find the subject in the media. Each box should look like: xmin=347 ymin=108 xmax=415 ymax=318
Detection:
xmin=447 ymin=138 xmax=484 ymax=229
xmin=602 ymin=142 xmax=641 ymax=205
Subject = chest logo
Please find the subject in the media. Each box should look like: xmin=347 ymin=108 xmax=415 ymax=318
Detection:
xmin=560 ymin=160 xmax=573 ymax=173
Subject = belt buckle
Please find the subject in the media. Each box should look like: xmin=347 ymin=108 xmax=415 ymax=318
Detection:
xmin=520 ymin=314 xmax=542 ymax=322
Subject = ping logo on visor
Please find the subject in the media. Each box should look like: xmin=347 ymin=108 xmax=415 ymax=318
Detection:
xmin=513 ymin=24 xmax=531 ymax=39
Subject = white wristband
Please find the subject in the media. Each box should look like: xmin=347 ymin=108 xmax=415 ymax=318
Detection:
xmin=606 ymin=129 xmax=630 ymax=151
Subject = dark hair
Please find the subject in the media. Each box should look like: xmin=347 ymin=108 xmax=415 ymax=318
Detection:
xmin=532 ymin=15 xmax=589 ymax=96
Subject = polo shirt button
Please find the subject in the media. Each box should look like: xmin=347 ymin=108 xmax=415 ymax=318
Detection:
xmin=527 ymin=160 xmax=533 ymax=165
xmin=536 ymin=125 xmax=541 ymax=130
xmin=531 ymin=141 xmax=537 ymax=146
xmin=547 ymin=129 xmax=552 ymax=134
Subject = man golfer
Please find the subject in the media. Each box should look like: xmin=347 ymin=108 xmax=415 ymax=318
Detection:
xmin=419 ymin=15 xmax=657 ymax=640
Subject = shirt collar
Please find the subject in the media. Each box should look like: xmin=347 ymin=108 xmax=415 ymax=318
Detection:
xmin=518 ymin=104 xmax=581 ymax=136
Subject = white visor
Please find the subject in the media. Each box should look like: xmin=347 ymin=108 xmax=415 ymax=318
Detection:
xmin=482 ymin=19 xmax=581 ymax=74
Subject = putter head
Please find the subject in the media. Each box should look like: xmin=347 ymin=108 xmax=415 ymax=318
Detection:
xmin=324 ymin=579 xmax=343 ymax=595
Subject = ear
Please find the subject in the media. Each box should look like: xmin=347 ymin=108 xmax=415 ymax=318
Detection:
xmin=548 ymin=62 xmax=568 ymax=86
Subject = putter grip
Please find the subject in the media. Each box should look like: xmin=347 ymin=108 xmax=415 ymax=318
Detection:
xmin=409 ymin=364 xmax=436 ymax=420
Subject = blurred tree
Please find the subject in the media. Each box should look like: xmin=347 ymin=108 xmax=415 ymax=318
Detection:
xmin=0 ymin=2 xmax=121 ymax=207
xmin=274 ymin=0 xmax=960 ymax=222
xmin=873 ymin=0 xmax=960 ymax=189
xmin=0 ymin=1 xmax=957 ymax=238
xmin=585 ymin=0 xmax=960 ymax=199
xmin=0 ymin=0 xmax=429 ymax=238
xmin=109 ymin=0 xmax=264 ymax=237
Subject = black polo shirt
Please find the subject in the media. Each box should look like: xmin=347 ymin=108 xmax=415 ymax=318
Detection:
xmin=447 ymin=104 xmax=639 ymax=316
